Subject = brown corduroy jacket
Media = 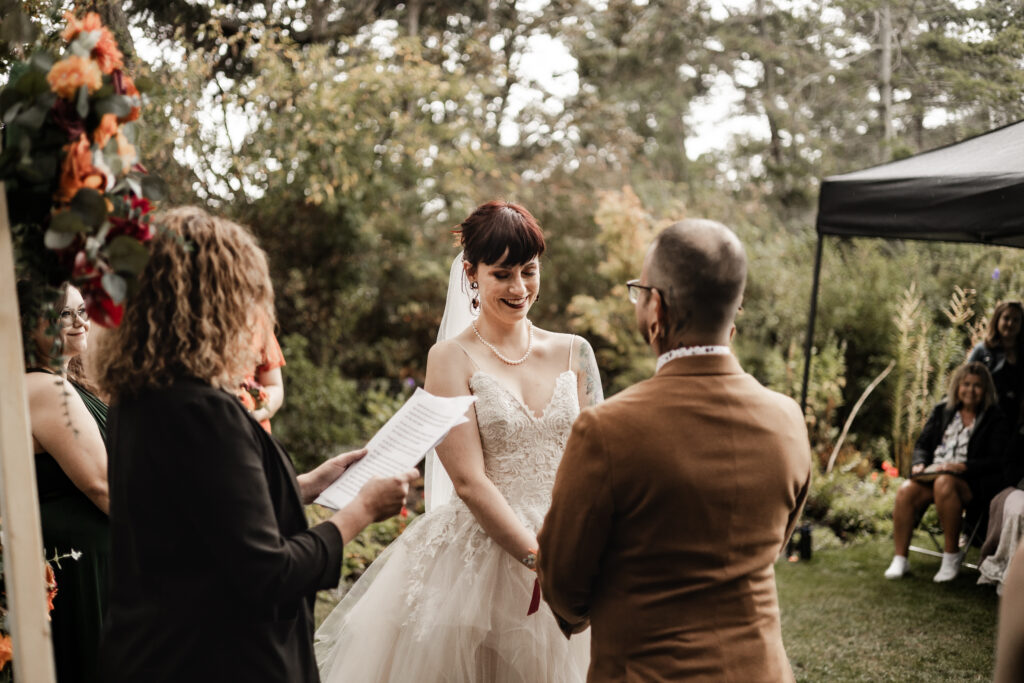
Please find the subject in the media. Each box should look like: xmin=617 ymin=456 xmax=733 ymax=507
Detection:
xmin=539 ymin=353 xmax=811 ymax=683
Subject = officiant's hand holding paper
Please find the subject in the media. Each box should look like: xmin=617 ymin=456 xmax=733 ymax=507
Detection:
xmin=315 ymin=388 xmax=477 ymax=510
xmin=328 ymin=469 xmax=419 ymax=544
xmin=297 ymin=447 xmax=368 ymax=505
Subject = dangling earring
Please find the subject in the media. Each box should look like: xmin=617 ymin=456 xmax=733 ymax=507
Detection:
xmin=535 ymin=293 xmax=540 ymax=303
xmin=470 ymin=281 xmax=480 ymax=311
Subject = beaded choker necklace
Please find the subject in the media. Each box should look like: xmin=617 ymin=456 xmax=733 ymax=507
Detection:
xmin=472 ymin=320 xmax=534 ymax=366
xmin=655 ymin=345 xmax=730 ymax=373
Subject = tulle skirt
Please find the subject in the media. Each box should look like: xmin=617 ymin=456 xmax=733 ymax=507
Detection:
xmin=315 ymin=501 xmax=590 ymax=683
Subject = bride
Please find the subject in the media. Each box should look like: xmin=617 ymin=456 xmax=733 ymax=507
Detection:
xmin=315 ymin=200 xmax=603 ymax=682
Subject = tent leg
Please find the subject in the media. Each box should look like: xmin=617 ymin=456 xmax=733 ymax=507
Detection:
xmin=800 ymin=234 xmax=824 ymax=413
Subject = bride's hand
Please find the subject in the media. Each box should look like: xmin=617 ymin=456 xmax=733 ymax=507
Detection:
xmin=297 ymin=447 xmax=368 ymax=505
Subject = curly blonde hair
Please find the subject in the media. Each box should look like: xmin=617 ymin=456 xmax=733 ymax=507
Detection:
xmin=95 ymin=206 xmax=274 ymax=399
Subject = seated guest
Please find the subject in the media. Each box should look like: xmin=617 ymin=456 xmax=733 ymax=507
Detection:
xmin=885 ymin=361 xmax=1007 ymax=582
xmin=994 ymin=541 xmax=1024 ymax=682
xmin=21 ymin=281 xmax=110 ymax=683
xmin=969 ymin=301 xmax=1024 ymax=426
xmin=977 ymin=426 xmax=1024 ymax=592
xmin=94 ymin=206 xmax=417 ymax=682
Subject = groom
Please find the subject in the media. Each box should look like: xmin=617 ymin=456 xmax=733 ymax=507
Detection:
xmin=538 ymin=219 xmax=811 ymax=682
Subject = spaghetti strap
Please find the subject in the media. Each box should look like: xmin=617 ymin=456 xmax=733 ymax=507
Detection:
xmin=452 ymin=341 xmax=482 ymax=371
xmin=567 ymin=334 xmax=577 ymax=372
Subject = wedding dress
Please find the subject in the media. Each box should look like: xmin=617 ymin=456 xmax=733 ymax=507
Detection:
xmin=314 ymin=366 xmax=590 ymax=682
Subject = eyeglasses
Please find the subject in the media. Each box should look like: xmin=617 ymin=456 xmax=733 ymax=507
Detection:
xmin=626 ymin=279 xmax=658 ymax=304
xmin=59 ymin=306 xmax=89 ymax=326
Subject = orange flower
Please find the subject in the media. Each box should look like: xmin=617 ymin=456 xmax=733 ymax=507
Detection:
xmin=47 ymin=55 xmax=103 ymax=100
xmin=45 ymin=564 xmax=58 ymax=613
xmin=93 ymin=113 xmax=119 ymax=150
xmin=114 ymin=71 xmax=141 ymax=123
xmin=0 ymin=634 xmax=11 ymax=671
xmin=61 ymin=11 xmax=103 ymax=42
xmin=56 ymin=133 xmax=107 ymax=204
xmin=62 ymin=11 xmax=123 ymax=73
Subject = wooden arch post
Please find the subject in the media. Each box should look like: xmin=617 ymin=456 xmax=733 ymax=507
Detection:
xmin=0 ymin=184 xmax=58 ymax=683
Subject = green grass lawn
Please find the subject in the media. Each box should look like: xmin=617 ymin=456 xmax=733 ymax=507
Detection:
xmin=314 ymin=530 xmax=1001 ymax=681
xmin=778 ymin=535 xmax=1000 ymax=682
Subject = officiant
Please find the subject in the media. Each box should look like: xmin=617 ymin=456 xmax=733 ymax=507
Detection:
xmin=93 ymin=206 xmax=417 ymax=683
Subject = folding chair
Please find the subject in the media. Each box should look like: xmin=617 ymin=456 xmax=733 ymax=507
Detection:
xmin=909 ymin=506 xmax=987 ymax=571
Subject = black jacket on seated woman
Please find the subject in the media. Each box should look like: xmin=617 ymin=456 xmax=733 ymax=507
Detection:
xmin=913 ymin=400 xmax=1009 ymax=515
xmin=887 ymin=362 xmax=1011 ymax=583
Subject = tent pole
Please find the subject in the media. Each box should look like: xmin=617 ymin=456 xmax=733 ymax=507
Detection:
xmin=800 ymin=233 xmax=824 ymax=412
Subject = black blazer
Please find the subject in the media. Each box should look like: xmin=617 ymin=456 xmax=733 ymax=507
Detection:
xmin=100 ymin=378 xmax=344 ymax=683
xmin=912 ymin=401 xmax=1008 ymax=501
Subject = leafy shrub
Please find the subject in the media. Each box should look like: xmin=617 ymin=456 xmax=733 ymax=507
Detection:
xmin=272 ymin=333 xmax=411 ymax=472
xmin=804 ymin=470 xmax=898 ymax=542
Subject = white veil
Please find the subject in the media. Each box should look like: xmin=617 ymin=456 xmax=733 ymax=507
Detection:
xmin=424 ymin=251 xmax=477 ymax=511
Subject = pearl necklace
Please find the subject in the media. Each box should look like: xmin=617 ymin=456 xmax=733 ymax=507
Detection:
xmin=472 ymin=319 xmax=534 ymax=366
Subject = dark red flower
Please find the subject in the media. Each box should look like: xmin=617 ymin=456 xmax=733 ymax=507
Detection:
xmin=129 ymin=195 xmax=153 ymax=215
xmin=82 ymin=284 xmax=123 ymax=328
xmin=107 ymin=215 xmax=153 ymax=242
xmin=71 ymin=252 xmax=123 ymax=327
xmin=50 ymin=98 xmax=86 ymax=140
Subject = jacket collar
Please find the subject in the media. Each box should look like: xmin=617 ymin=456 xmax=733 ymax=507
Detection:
xmin=654 ymin=352 xmax=743 ymax=378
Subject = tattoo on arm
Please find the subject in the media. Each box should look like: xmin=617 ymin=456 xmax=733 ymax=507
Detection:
xmin=575 ymin=338 xmax=604 ymax=407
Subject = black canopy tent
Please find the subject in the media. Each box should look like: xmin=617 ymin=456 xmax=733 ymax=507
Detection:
xmin=800 ymin=119 xmax=1024 ymax=409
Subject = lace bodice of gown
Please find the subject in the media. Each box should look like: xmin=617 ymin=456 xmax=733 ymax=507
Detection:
xmin=314 ymin=367 xmax=592 ymax=681
xmin=468 ymin=370 xmax=579 ymax=519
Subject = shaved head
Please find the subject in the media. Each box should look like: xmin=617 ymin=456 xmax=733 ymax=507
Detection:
xmin=647 ymin=218 xmax=746 ymax=340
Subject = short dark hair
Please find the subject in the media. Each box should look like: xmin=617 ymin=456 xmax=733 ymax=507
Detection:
xmin=649 ymin=219 xmax=746 ymax=337
xmin=455 ymin=201 xmax=545 ymax=267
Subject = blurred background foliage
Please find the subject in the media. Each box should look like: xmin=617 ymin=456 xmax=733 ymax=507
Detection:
xmin=5 ymin=0 xmax=1024 ymax=477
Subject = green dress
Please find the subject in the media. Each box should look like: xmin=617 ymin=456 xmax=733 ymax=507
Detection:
xmin=29 ymin=369 xmax=110 ymax=683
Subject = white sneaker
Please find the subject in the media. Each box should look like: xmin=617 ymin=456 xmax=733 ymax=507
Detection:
xmin=933 ymin=552 xmax=961 ymax=583
xmin=884 ymin=555 xmax=909 ymax=579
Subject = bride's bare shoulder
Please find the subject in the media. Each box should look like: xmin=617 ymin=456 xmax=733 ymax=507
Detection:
xmin=531 ymin=327 xmax=579 ymax=354
xmin=427 ymin=331 xmax=476 ymax=370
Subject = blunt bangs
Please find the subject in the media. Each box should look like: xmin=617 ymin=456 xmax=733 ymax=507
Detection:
xmin=458 ymin=201 xmax=546 ymax=268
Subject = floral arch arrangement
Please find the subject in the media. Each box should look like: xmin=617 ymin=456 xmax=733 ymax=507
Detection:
xmin=1 ymin=11 xmax=165 ymax=333
xmin=0 ymin=12 xmax=163 ymax=679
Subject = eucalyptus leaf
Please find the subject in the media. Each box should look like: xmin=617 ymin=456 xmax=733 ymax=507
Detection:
xmin=70 ymin=188 xmax=108 ymax=228
xmin=94 ymin=95 xmax=132 ymax=118
xmin=76 ymin=85 xmax=90 ymax=119
xmin=125 ymin=176 xmax=143 ymax=197
xmin=120 ymin=122 xmax=137 ymax=144
xmin=12 ymin=69 xmax=48 ymax=98
xmin=28 ymin=51 xmax=55 ymax=72
xmin=105 ymin=235 xmax=150 ymax=276
xmin=101 ymin=272 xmax=128 ymax=304
xmin=44 ymin=229 xmax=76 ymax=250
xmin=49 ymin=211 xmax=89 ymax=234
xmin=13 ymin=102 xmax=49 ymax=131
xmin=140 ymin=175 xmax=168 ymax=201
xmin=2 ymin=101 xmax=24 ymax=125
